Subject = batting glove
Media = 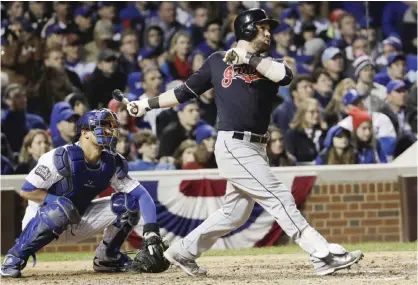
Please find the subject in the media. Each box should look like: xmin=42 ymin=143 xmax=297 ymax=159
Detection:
xmin=127 ymin=99 xmax=149 ymax=117
xmin=223 ymin=48 xmax=251 ymax=65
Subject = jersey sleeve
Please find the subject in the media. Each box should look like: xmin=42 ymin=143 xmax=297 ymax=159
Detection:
xmin=174 ymin=54 xmax=213 ymax=102
xmin=110 ymin=173 xmax=140 ymax=193
xmin=23 ymin=150 xmax=63 ymax=191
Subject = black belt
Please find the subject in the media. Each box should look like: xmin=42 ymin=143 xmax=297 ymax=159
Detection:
xmin=232 ymin=132 xmax=269 ymax=144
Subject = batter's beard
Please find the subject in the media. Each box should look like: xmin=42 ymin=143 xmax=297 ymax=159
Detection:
xmin=252 ymin=38 xmax=270 ymax=54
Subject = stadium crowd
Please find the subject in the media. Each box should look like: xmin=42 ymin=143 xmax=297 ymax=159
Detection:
xmin=1 ymin=1 xmax=417 ymax=174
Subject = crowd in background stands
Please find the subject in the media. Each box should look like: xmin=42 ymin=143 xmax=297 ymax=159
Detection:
xmin=1 ymin=1 xmax=417 ymax=175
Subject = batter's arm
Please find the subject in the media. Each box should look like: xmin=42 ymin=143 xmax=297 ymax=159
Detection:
xmin=127 ymin=56 xmax=213 ymax=116
xmin=248 ymin=56 xmax=293 ymax=85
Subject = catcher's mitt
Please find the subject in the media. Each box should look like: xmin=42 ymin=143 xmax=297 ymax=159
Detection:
xmin=131 ymin=234 xmax=170 ymax=273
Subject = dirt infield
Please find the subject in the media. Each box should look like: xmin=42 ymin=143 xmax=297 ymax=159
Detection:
xmin=2 ymin=251 xmax=416 ymax=285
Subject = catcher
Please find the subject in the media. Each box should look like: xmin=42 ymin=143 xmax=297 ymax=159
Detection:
xmin=1 ymin=108 xmax=170 ymax=278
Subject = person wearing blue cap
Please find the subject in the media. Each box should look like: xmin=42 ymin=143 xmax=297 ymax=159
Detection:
xmin=271 ymin=23 xmax=295 ymax=58
xmin=190 ymin=121 xmax=218 ymax=169
xmin=40 ymin=2 xmax=74 ymax=39
xmin=73 ymin=5 xmax=94 ymax=45
xmin=49 ymin=102 xmax=80 ymax=148
xmin=321 ymin=47 xmax=345 ymax=87
xmin=375 ymin=36 xmax=403 ymax=69
xmin=1 ymin=84 xmax=47 ymax=153
xmin=374 ymin=53 xmax=408 ymax=87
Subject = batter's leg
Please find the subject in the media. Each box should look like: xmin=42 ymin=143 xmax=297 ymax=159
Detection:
xmin=164 ymin=182 xmax=255 ymax=276
xmin=216 ymin=133 xmax=363 ymax=275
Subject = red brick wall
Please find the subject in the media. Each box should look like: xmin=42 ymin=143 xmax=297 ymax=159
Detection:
xmin=302 ymin=181 xmax=401 ymax=244
xmin=40 ymin=181 xmax=401 ymax=252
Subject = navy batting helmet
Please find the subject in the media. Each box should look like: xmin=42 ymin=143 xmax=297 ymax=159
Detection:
xmin=234 ymin=8 xmax=279 ymax=42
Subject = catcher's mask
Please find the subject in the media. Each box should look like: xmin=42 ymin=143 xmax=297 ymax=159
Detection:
xmin=77 ymin=108 xmax=120 ymax=152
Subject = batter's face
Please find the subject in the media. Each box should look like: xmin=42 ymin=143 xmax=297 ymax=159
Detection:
xmin=251 ymin=23 xmax=271 ymax=53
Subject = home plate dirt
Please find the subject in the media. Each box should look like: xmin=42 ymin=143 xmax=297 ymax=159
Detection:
xmin=2 ymin=251 xmax=416 ymax=285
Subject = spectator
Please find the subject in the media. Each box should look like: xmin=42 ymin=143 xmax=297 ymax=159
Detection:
xmin=188 ymin=5 xmax=209 ymax=46
xmin=34 ymin=47 xmax=78 ymax=122
xmin=97 ymin=2 xmax=116 ymax=22
xmin=280 ymin=7 xmax=299 ymax=29
xmin=115 ymin=131 xmax=136 ymax=162
xmin=1 ymin=84 xmax=47 ymax=153
xmin=172 ymin=139 xmax=198 ymax=169
xmin=312 ymin=68 xmax=333 ymax=110
xmin=195 ymin=20 xmax=223 ymax=58
xmin=184 ymin=122 xmax=217 ymax=169
xmin=4 ymin=2 xmax=23 ymax=23
xmin=339 ymin=89 xmax=397 ymax=157
xmin=270 ymin=23 xmax=294 ymax=58
xmin=73 ymin=5 xmax=94 ymax=45
xmin=399 ymin=3 xmax=417 ymax=55
xmin=141 ymin=25 xmax=164 ymax=59
xmin=84 ymin=19 xmax=114 ymax=63
xmin=148 ymin=2 xmax=184 ymax=49
xmin=375 ymin=36 xmax=403 ymax=70
xmin=316 ymin=125 xmax=356 ymax=165
xmin=353 ymin=55 xmax=387 ymax=111
xmin=333 ymin=13 xmax=356 ymax=49
xmin=284 ymin=98 xmax=327 ymax=164
xmin=321 ymin=47 xmax=345 ymax=87
xmin=163 ymin=31 xmax=192 ymax=81
xmin=358 ymin=16 xmax=381 ymax=61
xmin=65 ymin=92 xmax=88 ymax=117
xmin=324 ymin=78 xmax=356 ymax=127
xmin=107 ymin=99 xmax=139 ymax=138
xmin=405 ymin=83 xmax=417 ymax=135
xmin=128 ymin=130 xmax=175 ymax=171
xmin=15 ymin=129 xmax=51 ymax=174
xmin=85 ymin=49 xmax=126 ymax=109
xmin=374 ymin=53 xmax=408 ymax=87
xmin=294 ymin=2 xmax=329 ymax=35
xmin=50 ymin=102 xmax=79 ymax=148
xmin=349 ymin=107 xmax=387 ymax=164
xmin=346 ymin=36 xmax=369 ymax=63
xmin=159 ymin=100 xmax=200 ymax=157
xmin=1 ymin=19 xmax=43 ymax=86
xmin=272 ymin=75 xmax=314 ymax=134
xmin=266 ymin=126 xmax=296 ymax=167
xmin=41 ymin=2 xmax=74 ymax=39
xmin=118 ymin=30 xmax=141 ymax=76
xmin=176 ymin=3 xmax=193 ymax=28
xmin=139 ymin=67 xmax=166 ymax=134
xmin=63 ymin=34 xmax=96 ymax=83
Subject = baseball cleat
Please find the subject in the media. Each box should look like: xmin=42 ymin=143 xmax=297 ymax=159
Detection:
xmin=311 ymin=250 xmax=364 ymax=276
xmin=93 ymin=252 xmax=132 ymax=273
xmin=163 ymin=247 xmax=207 ymax=276
xmin=1 ymin=254 xmax=26 ymax=278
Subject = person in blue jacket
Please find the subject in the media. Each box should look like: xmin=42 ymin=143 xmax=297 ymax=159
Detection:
xmin=50 ymin=102 xmax=80 ymax=148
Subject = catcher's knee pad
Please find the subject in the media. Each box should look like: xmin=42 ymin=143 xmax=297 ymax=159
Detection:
xmin=111 ymin=192 xmax=140 ymax=226
xmin=8 ymin=197 xmax=80 ymax=261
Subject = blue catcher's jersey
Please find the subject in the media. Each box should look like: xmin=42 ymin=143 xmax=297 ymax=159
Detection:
xmin=22 ymin=144 xmax=140 ymax=214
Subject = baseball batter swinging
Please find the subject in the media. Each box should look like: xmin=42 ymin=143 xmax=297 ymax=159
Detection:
xmin=1 ymin=109 xmax=169 ymax=278
xmin=128 ymin=8 xmax=364 ymax=276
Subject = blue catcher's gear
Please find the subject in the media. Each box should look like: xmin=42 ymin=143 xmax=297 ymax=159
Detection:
xmin=93 ymin=192 xmax=140 ymax=272
xmin=78 ymin=108 xmax=120 ymax=152
xmin=1 ymin=197 xmax=80 ymax=278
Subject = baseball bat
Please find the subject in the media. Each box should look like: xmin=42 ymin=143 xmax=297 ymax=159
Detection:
xmin=112 ymin=89 xmax=138 ymax=115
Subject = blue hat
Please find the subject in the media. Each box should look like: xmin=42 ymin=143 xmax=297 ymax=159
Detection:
xmin=383 ymin=36 xmax=402 ymax=51
xmin=53 ymin=102 xmax=79 ymax=123
xmin=321 ymin=47 xmax=342 ymax=64
xmin=74 ymin=6 xmax=92 ymax=18
xmin=386 ymin=80 xmax=406 ymax=93
xmin=280 ymin=8 xmax=298 ymax=21
xmin=178 ymin=100 xmax=197 ymax=112
xmin=127 ymin=72 xmax=143 ymax=96
xmin=343 ymin=89 xmax=362 ymax=106
xmin=273 ymin=23 xmax=292 ymax=34
xmin=44 ymin=24 xmax=66 ymax=38
xmin=196 ymin=123 xmax=217 ymax=144
xmin=323 ymin=125 xmax=350 ymax=149
xmin=387 ymin=52 xmax=406 ymax=66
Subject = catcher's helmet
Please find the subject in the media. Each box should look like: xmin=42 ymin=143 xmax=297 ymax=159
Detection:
xmin=234 ymin=8 xmax=279 ymax=42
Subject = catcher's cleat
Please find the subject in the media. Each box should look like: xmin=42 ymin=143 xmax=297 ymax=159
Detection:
xmin=163 ymin=247 xmax=207 ymax=276
xmin=311 ymin=250 xmax=364 ymax=276
xmin=93 ymin=252 xmax=132 ymax=273
xmin=1 ymin=254 xmax=26 ymax=278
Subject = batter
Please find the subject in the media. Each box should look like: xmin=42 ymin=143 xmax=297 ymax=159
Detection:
xmin=127 ymin=8 xmax=363 ymax=277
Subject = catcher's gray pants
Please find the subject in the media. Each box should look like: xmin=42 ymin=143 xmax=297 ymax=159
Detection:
xmin=22 ymin=197 xmax=116 ymax=245
xmin=174 ymin=131 xmax=330 ymax=259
